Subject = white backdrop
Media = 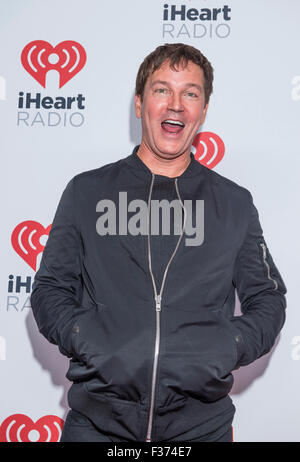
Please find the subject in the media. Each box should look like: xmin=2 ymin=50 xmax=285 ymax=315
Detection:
xmin=0 ymin=0 xmax=299 ymax=442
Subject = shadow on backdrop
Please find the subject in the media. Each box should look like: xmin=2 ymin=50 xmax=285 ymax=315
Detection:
xmin=230 ymin=292 xmax=279 ymax=395
xmin=26 ymin=310 xmax=70 ymax=421
xmin=129 ymin=92 xmax=141 ymax=147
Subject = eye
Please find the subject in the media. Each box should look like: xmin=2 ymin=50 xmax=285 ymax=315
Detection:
xmin=186 ymin=92 xmax=198 ymax=98
xmin=154 ymin=88 xmax=168 ymax=94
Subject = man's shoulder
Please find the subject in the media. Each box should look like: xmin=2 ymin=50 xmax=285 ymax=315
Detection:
xmin=203 ymin=164 xmax=252 ymax=201
xmin=71 ymin=155 xmax=126 ymax=186
xmin=200 ymin=165 xmax=253 ymax=215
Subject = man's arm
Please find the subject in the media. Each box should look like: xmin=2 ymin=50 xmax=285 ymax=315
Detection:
xmin=231 ymin=192 xmax=287 ymax=369
xmin=30 ymin=177 xmax=88 ymax=358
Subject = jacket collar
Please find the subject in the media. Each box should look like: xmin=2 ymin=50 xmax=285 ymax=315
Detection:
xmin=124 ymin=145 xmax=204 ymax=180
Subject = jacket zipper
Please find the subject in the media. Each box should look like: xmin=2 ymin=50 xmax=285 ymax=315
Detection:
xmin=145 ymin=173 xmax=187 ymax=442
xmin=260 ymin=242 xmax=278 ymax=290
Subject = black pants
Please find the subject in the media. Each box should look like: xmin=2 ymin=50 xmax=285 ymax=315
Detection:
xmin=60 ymin=410 xmax=233 ymax=443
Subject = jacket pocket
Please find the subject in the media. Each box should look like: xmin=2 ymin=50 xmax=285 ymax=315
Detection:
xmin=216 ymin=310 xmax=246 ymax=371
xmin=158 ymin=309 xmax=243 ymax=406
xmin=66 ymin=304 xmax=101 ymax=382
xmin=70 ymin=301 xmax=106 ymax=365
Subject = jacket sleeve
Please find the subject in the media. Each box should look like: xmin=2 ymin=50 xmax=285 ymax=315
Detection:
xmin=30 ymin=177 xmax=88 ymax=358
xmin=231 ymin=192 xmax=287 ymax=369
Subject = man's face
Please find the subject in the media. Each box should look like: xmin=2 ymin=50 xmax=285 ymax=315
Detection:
xmin=135 ymin=59 xmax=209 ymax=160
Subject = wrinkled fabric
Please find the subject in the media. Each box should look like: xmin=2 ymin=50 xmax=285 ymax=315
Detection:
xmin=31 ymin=146 xmax=287 ymax=442
xmin=60 ymin=409 xmax=233 ymax=442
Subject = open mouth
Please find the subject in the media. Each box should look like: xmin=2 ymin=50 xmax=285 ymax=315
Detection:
xmin=161 ymin=119 xmax=185 ymax=134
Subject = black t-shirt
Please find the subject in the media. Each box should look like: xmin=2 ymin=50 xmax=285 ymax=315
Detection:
xmin=149 ymin=174 xmax=183 ymax=294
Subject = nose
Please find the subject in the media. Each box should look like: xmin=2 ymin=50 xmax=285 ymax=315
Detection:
xmin=168 ymin=92 xmax=184 ymax=112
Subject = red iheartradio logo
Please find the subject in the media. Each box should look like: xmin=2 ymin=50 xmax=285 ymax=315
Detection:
xmin=192 ymin=131 xmax=225 ymax=169
xmin=21 ymin=40 xmax=87 ymax=88
xmin=0 ymin=414 xmax=64 ymax=442
xmin=11 ymin=221 xmax=51 ymax=271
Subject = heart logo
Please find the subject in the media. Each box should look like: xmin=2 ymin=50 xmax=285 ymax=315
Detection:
xmin=11 ymin=220 xmax=51 ymax=271
xmin=21 ymin=40 xmax=87 ymax=88
xmin=192 ymin=131 xmax=225 ymax=169
xmin=0 ymin=414 xmax=64 ymax=442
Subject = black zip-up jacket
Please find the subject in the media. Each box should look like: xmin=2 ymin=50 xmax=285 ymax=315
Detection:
xmin=30 ymin=146 xmax=287 ymax=442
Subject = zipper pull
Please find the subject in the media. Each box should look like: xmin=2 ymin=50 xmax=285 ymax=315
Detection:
xmin=260 ymin=242 xmax=267 ymax=259
xmin=155 ymin=294 xmax=162 ymax=311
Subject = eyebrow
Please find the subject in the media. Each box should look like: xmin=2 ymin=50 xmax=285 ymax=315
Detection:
xmin=150 ymin=80 xmax=203 ymax=92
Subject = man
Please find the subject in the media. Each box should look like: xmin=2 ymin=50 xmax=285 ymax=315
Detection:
xmin=30 ymin=43 xmax=287 ymax=442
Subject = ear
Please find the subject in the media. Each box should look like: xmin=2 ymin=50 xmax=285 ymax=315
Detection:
xmin=200 ymin=102 xmax=209 ymax=125
xmin=135 ymin=94 xmax=142 ymax=119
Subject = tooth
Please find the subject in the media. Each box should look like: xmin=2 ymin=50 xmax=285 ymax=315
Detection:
xmin=165 ymin=120 xmax=183 ymax=126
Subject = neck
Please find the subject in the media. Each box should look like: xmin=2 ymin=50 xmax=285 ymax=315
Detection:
xmin=136 ymin=143 xmax=191 ymax=178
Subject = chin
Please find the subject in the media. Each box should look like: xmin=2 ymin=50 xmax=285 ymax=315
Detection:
xmin=154 ymin=139 xmax=183 ymax=153
xmin=157 ymin=145 xmax=188 ymax=158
